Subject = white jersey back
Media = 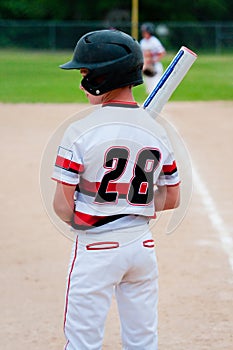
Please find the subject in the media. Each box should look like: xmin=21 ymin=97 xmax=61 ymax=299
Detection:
xmin=52 ymin=102 xmax=179 ymax=231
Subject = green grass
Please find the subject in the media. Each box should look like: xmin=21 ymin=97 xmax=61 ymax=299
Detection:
xmin=0 ymin=49 xmax=232 ymax=103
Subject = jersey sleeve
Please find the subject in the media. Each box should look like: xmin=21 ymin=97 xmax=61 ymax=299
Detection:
xmin=156 ymin=152 xmax=180 ymax=187
xmin=51 ymin=124 xmax=84 ymax=186
xmin=151 ymin=37 xmax=165 ymax=54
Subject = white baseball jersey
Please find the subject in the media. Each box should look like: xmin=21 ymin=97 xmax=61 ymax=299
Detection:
xmin=140 ymin=35 xmax=165 ymax=56
xmin=52 ymin=101 xmax=179 ymax=232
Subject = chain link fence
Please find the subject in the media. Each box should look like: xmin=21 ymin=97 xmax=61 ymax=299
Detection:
xmin=0 ymin=20 xmax=232 ymax=53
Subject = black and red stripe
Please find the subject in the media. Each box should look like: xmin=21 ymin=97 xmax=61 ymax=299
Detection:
xmin=77 ymin=178 xmax=130 ymax=198
xmin=162 ymin=161 xmax=177 ymax=175
xmin=55 ymin=155 xmax=84 ymax=174
xmin=72 ymin=211 xmax=128 ymax=230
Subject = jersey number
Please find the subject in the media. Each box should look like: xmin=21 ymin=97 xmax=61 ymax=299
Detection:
xmin=95 ymin=147 xmax=161 ymax=205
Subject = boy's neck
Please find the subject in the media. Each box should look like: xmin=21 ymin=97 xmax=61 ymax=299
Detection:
xmin=102 ymin=86 xmax=135 ymax=104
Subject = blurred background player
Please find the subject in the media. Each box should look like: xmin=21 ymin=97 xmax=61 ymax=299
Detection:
xmin=140 ymin=22 xmax=166 ymax=94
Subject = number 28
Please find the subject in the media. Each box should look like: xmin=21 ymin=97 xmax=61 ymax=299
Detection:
xmin=95 ymin=146 xmax=161 ymax=205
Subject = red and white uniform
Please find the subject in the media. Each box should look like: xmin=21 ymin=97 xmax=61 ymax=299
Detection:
xmin=52 ymin=102 xmax=179 ymax=350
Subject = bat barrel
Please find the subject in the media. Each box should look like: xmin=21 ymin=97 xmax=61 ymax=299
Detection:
xmin=143 ymin=46 xmax=197 ymax=115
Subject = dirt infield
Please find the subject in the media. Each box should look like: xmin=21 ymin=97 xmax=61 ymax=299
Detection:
xmin=1 ymin=101 xmax=232 ymax=350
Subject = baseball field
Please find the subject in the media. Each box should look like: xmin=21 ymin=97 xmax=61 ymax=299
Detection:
xmin=0 ymin=50 xmax=233 ymax=349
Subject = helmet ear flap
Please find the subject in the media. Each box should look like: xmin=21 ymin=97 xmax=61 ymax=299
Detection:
xmin=81 ymin=72 xmax=109 ymax=95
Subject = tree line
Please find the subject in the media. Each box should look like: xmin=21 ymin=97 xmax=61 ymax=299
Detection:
xmin=0 ymin=0 xmax=232 ymax=22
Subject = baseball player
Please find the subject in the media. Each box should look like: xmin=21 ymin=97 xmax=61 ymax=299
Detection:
xmin=52 ymin=29 xmax=180 ymax=350
xmin=140 ymin=22 xmax=166 ymax=94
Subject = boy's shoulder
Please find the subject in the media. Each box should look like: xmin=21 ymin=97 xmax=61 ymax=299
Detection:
xmin=66 ymin=104 xmax=168 ymax=139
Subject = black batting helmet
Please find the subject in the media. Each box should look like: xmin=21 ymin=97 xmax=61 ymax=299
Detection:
xmin=60 ymin=29 xmax=143 ymax=96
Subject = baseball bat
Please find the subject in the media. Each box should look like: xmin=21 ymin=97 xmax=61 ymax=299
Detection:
xmin=143 ymin=46 xmax=197 ymax=116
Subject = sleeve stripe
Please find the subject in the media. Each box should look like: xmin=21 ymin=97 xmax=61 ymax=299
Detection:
xmin=162 ymin=161 xmax=177 ymax=175
xmin=164 ymin=181 xmax=181 ymax=187
xmin=55 ymin=155 xmax=84 ymax=174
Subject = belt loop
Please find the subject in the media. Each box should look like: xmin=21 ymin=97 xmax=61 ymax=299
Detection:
xmin=143 ymin=239 xmax=155 ymax=248
xmin=86 ymin=241 xmax=119 ymax=250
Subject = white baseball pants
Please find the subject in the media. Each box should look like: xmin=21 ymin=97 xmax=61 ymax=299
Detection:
xmin=63 ymin=224 xmax=159 ymax=350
